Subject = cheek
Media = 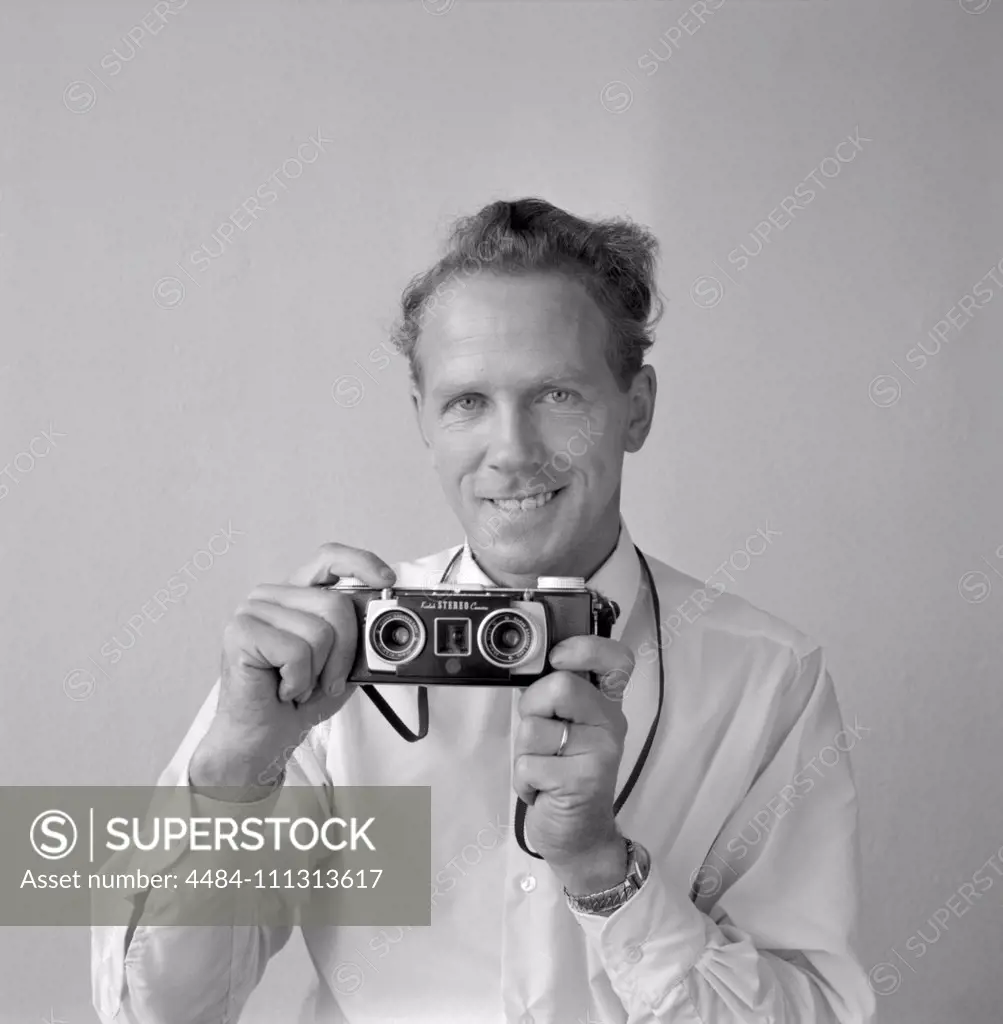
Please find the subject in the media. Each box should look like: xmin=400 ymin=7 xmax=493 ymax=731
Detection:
xmin=428 ymin=436 xmax=479 ymax=489
xmin=552 ymin=417 xmax=621 ymax=486
xmin=543 ymin=412 xmax=600 ymax=462
xmin=581 ymin=449 xmax=617 ymax=492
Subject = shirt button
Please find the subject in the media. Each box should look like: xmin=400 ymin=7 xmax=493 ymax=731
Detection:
xmin=519 ymin=874 xmax=537 ymax=893
xmin=519 ymin=1014 xmax=535 ymax=1024
xmin=624 ymin=944 xmax=644 ymax=964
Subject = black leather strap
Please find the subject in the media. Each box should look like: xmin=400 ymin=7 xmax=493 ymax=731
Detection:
xmin=614 ymin=549 xmax=665 ymax=814
xmin=360 ymin=683 xmax=429 ymax=742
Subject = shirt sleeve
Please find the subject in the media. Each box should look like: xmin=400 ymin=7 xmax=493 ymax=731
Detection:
xmin=90 ymin=679 xmax=332 ymax=1024
xmin=572 ymin=646 xmax=876 ymax=1024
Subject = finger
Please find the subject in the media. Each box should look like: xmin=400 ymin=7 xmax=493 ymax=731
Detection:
xmin=287 ymin=543 xmax=397 ymax=588
xmin=513 ymin=752 xmax=580 ymax=805
xmin=514 ymin=715 xmax=600 ymax=760
xmin=315 ymin=610 xmax=359 ymax=700
xmin=245 ymin=585 xmax=356 ymax=688
xmin=238 ymin=601 xmax=334 ymax=702
xmin=294 ymin=673 xmax=357 ymax=726
xmin=223 ymin=613 xmax=314 ymax=704
xmin=244 ymin=586 xmax=359 ymax=697
xmin=244 ymin=598 xmax=358 ymax=700
xmin=515 ymin=715 xmax=568 ymax=759
xmin=549 ymin=635 xmax=635 ymax=682
xmin=596 ymin=663 xmax=633 ymax=702
xmin=517 ymin=671 xmax=608 ymax=726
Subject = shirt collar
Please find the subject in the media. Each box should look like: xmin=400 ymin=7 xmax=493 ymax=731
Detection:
xmin=450 ymin=520 xmax=642 ymax=642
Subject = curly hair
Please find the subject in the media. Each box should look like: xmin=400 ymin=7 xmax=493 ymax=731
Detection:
xmin=390 ymin=197 xmax=664 ymax=391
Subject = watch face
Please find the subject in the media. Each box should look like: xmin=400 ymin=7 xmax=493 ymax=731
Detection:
xmin=633 ymin=841 xmax=651 ymax=879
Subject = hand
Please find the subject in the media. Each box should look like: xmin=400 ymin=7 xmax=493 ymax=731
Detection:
xmin=189 ymin=542 xmax=396 ymax=796
xmin=513 ymin=635 xmax=636 ymax=894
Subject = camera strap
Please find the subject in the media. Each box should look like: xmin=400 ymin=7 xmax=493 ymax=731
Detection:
xmin=359 ymin=683 xmax=429 ymax=742
xmin=358 ymin=545 xmax=666 ymax=862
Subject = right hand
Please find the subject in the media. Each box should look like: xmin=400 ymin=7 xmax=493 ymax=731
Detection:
xmin=189 ymin=543 xmax=396 ymax=792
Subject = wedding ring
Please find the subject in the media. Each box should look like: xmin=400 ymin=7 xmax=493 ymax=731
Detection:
xmin=556 ymin=720 xmax=570 ymax=757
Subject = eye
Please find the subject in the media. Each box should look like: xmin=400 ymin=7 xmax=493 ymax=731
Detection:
xmin=445 ymin=395 xmax=483 ymax=414
xmin=543 ymin=389 xmax=575 ymax=405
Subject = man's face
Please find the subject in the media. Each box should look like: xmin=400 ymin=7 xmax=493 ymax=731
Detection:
xmin=412 ymin=271 xmax=654 ymax=580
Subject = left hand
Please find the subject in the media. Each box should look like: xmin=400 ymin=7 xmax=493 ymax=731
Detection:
xmin=514 ymin=634 xmax=635 ymax=894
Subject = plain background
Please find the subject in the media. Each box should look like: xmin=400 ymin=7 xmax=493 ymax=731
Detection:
xmin=1 ymin=1 xmax=1001 ymax=1021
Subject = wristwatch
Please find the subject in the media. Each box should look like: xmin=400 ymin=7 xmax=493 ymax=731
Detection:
xmin=564 ymin=838 xmax=651 ymax=917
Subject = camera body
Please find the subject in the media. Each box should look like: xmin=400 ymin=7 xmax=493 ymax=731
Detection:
xmin=329 ymin=576 xmax=619 ymax=686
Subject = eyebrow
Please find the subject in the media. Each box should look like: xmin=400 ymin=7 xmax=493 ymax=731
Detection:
xmin=429 ymin=369 xmax=588 ymax=401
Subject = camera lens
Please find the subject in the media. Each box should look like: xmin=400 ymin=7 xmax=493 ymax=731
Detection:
xmin=386 ymin=625 xmax=412 ymax=650
xmin=479 ymin=610 xmax=535 ymax=667
xmin=497 ymin=627 xmax=523 ymax=653
xmin=370 ymin=609 xmax=426 ymax=664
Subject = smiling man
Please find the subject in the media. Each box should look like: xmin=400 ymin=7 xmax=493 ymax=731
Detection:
xmin=92 ymin=198 xmax=875 ymax=1024
xmin=413 ymin=268 xmax=645 ymax=586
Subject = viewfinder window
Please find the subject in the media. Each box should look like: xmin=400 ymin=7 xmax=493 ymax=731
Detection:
xmin=434 ymin=618 xmax=471 ymax=656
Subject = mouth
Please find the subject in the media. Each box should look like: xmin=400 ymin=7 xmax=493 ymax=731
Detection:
xmin=482 ymin=487 xmax=565 ymax=514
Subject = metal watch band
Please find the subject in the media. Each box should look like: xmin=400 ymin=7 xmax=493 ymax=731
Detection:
xmin=564 ymin=839 xmax=651 ymax=916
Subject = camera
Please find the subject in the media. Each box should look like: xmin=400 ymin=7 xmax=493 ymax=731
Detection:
xmin=329 ymin=576 xmax=619 ymax=686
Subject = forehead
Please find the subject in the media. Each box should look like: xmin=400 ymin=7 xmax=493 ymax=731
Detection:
xmin=417 ymin=272 xmax=612 ymax=387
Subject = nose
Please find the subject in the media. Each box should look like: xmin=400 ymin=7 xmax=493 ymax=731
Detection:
xmin=484 ymin=403 xmax=545 ymax=478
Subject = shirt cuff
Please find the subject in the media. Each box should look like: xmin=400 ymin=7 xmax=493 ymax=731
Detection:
xmin=113 ymin=775 xmax=321 ymax=928
xmin=570 ymin=861 xmax=709 ymax=1010
xmin=97 ymin=763 xmax=289 ymax=904
xmin=136 ymin=772 xmax=290 ymax=872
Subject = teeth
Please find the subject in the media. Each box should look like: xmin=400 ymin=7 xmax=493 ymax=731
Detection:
xmin=491 ymin=490 xmax=558 ymax=512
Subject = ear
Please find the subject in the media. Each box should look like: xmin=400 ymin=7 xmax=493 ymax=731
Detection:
xmin=410 ymin=385 xmax=433 ymax=452
xmin=623 ymin=365 xmax=657 ymax=453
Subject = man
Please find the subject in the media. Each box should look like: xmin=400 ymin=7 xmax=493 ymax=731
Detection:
xmin=92 ymin=198 xmax=875 ymax=1023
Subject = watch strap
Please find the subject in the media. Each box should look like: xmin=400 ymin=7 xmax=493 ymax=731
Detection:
xmin=564 ymin=838 xmax=650 ymax=916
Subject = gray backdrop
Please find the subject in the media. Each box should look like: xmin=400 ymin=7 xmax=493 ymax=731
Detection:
xmin=1 ymin=1 xmax=1001 ymax=1021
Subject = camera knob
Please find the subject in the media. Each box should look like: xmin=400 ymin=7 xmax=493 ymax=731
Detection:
xmin=536 ymin=576 xmax=586 ymax=590
xmin=333 ymin=576 xmax=370 ymax=589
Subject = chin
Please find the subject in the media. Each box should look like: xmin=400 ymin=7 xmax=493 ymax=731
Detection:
xmin=481 ymin=544 xmax=551 ymax=576
xmin=471 ymin=529 xmax=573 ymax=578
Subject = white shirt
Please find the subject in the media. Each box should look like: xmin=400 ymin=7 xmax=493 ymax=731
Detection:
xmin=92 ymin=522 xmax=875 ymax=1023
